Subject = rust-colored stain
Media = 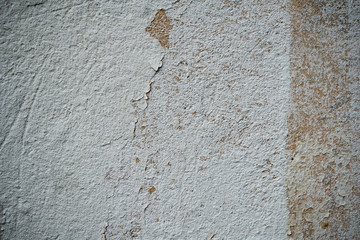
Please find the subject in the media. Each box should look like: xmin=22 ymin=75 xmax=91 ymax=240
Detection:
xmin=136 ymin=157 xmax=140 ymax=164
xmin=149 ymin=186 xmax=156 ymax=194
xmin=146 ymin=9 xmax=173 ymax=49
xmin=287 ymin=0 xmax=359 ymax=239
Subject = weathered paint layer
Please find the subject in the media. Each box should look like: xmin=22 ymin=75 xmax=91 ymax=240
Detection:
xmin=0 ymin=1 xmax=172 ymax=239
xmin=105 ymin=0 xmax=291 ymax=239
xmin=287 ymin=0 xmax=360 ymax=239
xmin=0 ymin=0 xmax=358 ymax=239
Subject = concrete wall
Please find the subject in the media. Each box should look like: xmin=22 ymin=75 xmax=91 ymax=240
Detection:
xmin=0 ymin=0 xmax=358 ymax=239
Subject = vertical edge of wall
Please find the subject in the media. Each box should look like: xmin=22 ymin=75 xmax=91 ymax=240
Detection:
xmin=287 ymin=0 xmax=360 ymax=239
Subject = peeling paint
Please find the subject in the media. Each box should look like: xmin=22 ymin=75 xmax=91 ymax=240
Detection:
xmin=0 ymin=1 xmax=170 ymax=239
xmin=1 ymin=0 xmax=358 ymax=239
xmin=105 ymin=0 xmax=291 ymax=239
xmin=287 ymin=0 xmax=360 ymax=239
xmin=146 ymin=9 xmax=173 ymax=49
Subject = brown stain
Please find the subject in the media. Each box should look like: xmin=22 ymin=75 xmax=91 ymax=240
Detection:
xmin=128 ymin=226 xmax=141 ymax=238
xmin=149 ymin=186 xmax=156 ymax=194
xmin=146 ymin=9 xmax=173 ymax=49
xmin=287 ymin=0 xmax=359 ymax=239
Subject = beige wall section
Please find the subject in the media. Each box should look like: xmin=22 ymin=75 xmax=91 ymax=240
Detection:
xmin=287 ymin=0 xmax=360 ymax=239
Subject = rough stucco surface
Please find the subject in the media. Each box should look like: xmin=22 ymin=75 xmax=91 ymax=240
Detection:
xmin=0 ymin=1 xmax=170 ymax=239
xmin=104 ymin=1 xmax=290 ymax=239
xmin=0 ymin=1 xmax=358 ymax=240
xmin=287 ymin=0 xmax=360 ymax=239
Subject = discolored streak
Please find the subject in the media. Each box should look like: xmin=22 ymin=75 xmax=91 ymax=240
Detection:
xmin=287 ymin=0 xmax=360 ymax=239
xmin=146 ymin=9 xmax=173 ymax=49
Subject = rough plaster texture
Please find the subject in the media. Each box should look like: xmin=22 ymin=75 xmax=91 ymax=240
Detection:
xmin=0 ymin=1 xmax=171 ymax=239
xmin=105 ymin=1 xmax=290 ymax=239
xmin=0 ymin=0 xmax=359 ymax=240
xmin=287 ymin=0 xmax=360 ymax=239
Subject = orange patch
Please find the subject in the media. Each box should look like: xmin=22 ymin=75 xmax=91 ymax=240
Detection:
xmin=149 ymin=186 xmax=156 ymax=194
xmin=146 ymin=9 xmax=173 ymax=49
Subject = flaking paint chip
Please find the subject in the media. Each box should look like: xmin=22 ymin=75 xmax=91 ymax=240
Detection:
xmin=146 ymin=9 xmax=172 ymax=49
xmin=149 ymin=186 xmax=156 ymax=194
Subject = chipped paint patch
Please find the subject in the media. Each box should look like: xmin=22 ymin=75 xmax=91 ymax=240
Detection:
xmin=146 ymin=9 xmax=173 ymax=49
xmin=149 ymin=186 xmax=156 ymax=194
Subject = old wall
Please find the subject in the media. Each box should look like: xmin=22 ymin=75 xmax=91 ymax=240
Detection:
xmin=0 ymin=0 xmax=358 ymax=239
xmin=287 ymin=0 xmax=360 ymax=239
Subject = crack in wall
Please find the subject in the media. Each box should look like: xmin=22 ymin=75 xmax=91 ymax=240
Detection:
xmin=132 ymin=9 xmax=170 ymax=139
xmin=132 ymin=67 xmax=162 ymax=140
xmin=106 ymin=1 xmax=291 ymax=238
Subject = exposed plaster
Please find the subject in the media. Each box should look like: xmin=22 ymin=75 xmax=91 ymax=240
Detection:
xmin=287 ymin=0 xmax=360 ymax=238
xmin=146 ymin=9 xmax=173 ymax=49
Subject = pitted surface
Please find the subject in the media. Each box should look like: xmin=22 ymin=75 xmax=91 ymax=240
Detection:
xmin=0 ymin=1 xmax=359 ymax=239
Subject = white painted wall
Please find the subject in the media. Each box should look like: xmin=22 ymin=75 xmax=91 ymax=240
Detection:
xmin=1 ymin=1 xmax=358 ymax=239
